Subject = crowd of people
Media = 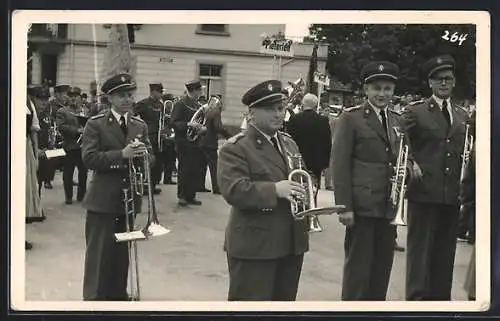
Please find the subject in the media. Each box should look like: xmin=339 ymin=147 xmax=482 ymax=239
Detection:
xmin=25 ymin=54 xmax=476 ymax=302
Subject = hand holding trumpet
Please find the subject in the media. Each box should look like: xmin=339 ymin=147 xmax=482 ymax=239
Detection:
xmin=275 ymin=180 xmax=306 ymax=202
xmin=122 ymin=140 xmax=148 ymax=159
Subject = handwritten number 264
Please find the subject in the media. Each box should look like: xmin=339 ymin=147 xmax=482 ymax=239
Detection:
xmin=442 ymin=31 xmax=468 ymax=46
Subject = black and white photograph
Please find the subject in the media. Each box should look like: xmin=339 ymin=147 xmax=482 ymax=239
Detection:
xmin=11 ymin=10 xmax=490 ymax=312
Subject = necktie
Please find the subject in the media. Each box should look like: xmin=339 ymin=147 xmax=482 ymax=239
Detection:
xmin=119 ymin=115 xmax=127 ymax=136
xmin=380 ymin=109 xmax=389 ymax=139
xmin=442 ymin=100 xmax=451 ymax=127
xmin=270 ymin=136 xmax=283 ymax=156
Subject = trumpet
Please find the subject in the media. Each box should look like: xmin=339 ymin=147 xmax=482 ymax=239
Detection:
xmin=114 ymin=139 xmax=171 ymax=301
xmin=186 ymin=96 xmax=221 ymax=142
xmin=287 ymin=153 xmax=346 ymax=233
xmin=389 ymin=127 xmax=409 ymax=226
xmin=460 ymin=123 xmax=474 ymax=182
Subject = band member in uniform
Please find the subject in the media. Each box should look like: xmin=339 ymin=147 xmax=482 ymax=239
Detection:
xmin=50 ymin=84 xmax=70 ymax=174
xmin=35 ymin=86 xmax=56 ymax=193
xmin=218 ymin=80 xmax=308 ymax=301
xmin=81 ymin=73 xmax=151 ymax=301
xmin=332 ymin=61 xmax=409 ymax=300
xmin=402 ymin=55 xmax=468 ymax=300
xmin=170 ymin=80 xmax=205 ymax=206
xmin=286 ymin=93 xmax=331 ymax=202
xmin=160 ymin=93 xmax=177 ymax=185
xmin=56 ymin=86 xmax=88 ymax=204
xmin=133 ymin=83 xmax=164 ymax=195
xmin=199 ymin=96 xmax=231 ymax=195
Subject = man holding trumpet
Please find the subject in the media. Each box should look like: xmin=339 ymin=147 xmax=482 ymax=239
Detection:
xmin=217 ymin=80 xmax=309 ymax=301
xmin=332 ymin=61 xmax=413 ymax=301
xmin=81 ymin=73 xmax=152 ymax=301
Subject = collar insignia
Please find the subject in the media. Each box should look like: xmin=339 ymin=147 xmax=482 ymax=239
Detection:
xmin=436 ymin=58 xmax=443 ymax=64
xmin=268 ymin=84 xmax=273 ymax=92
xmin=121 ymin=76 xmax=126 ymax=83
xmin=378 ymin=64 xmax=384 ymax=72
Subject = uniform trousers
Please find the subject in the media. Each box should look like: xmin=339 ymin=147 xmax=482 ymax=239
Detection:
xmin=63 ymin=149 xmax=87 ymax=201
xmin=176 ymin=140 xmax=203 ymax=201
xmin=149 ymin=135 xmax=163 ymax=187
xmin=227 ymin=254 xmax=304 ymax=301
xmin=161 ymin=141 xmax=177 ymax=183
xmin=201 ymin=146 xmax=220 ymax=193
xmin=405 ymin=201 xmax=459 ymax=300
xmin=83 ymin=211 xmax=130 ymax=301
xmin=37 ymin=157 xmax=55 ymax=195
xmin=341 ymin=216 xmax=396 ymax=301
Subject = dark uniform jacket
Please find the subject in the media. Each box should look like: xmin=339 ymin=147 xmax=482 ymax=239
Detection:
xmin=199 ymin=106 xmax=231 ymax=149
xmin=286 ymin=109 xmax=332 ymax=175
xmin=56 ymin=106 xmax=84 ymax=151
xmin=217 ymin=125 xmax=309 ymax=259
xmin=134 ymin=96 xmax=163 ymax=136
xmin=81 ymin=110 xmax=152 ymax=214
xmin=401 ymin=97 xmax=468 ymax=205
xmin=170 ymin=95 xmax=201 ymax=144
xmin=459 ymin=145 xmax=475 ymax=219
xmin=332 ymin=102 xmax=408 ymax=219
xmin=35 ymin=99 xmax=53 ymax=149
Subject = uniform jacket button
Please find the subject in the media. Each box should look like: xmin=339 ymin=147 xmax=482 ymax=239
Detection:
xmin=385 ymin=147 xmax=389 ymax=152
xmin=446 ymin=138 xmax=450 ymax=143
xmin=445 ymin=167 xmax=450 ymax=172
xmin=447 ymin=153 xmax=451 ymax=157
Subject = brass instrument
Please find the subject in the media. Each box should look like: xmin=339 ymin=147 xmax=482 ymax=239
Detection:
xmin=389 ymin=127 xmax=409 ymax=226
xmin=114 ymin=139 xmax=171 ymax=301
xmin=460 ymin=123 xmax=474 ymax=182
xmin=158 ymin=99 xmax=174 ymax=151
xmin=186 ymin=96 xmax=221 ymax=142
xmin=287 ymin=153 xmax=346 ymax=233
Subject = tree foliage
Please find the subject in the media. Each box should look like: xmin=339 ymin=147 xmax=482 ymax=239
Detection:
xmin=309 ymin=24 xmax=476 ymax=99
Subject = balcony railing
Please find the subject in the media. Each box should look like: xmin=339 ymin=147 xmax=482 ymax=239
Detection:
xmin=28 ymin=24 xmax=68 ymax=40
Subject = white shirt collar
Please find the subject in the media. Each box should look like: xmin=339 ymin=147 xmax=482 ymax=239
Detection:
xmin=367 ymin=100 xmax=388 ymax=124
xmin=432 ymin=95 xmax=452 ymax=110
xmin=250 ymin=124 xmax=281 ymax=151
xmin=111 ymin=108 xmax=128 ymax=125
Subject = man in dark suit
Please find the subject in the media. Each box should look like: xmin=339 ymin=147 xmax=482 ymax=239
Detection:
xmin=133 ymin=83 xmax=164 ymax=195
xmin=402 ymin=55 xmax=468 ymax=301
xmin=170 ymin=80 xmax=205 ymax=206
xmin=217 ymin=80 xmax=309 ymax=301
xmin=286 ymin=93 xmax=331 ymax=201
xmin=81 ymin=73 xmax=151 ymax=301
xmin=332 ymin=61 xmax=411 ymax=300
xmin=199 ymin=96 xmax=231 ymax=195
xmin=56 ymin=86 xmax=88 ymax=204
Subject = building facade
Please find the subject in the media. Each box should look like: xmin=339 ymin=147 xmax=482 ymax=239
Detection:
xmin=28 ymin=24 xmax=328 ymax=125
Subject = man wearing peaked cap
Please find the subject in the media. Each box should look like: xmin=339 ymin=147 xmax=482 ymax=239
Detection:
xmin=401 ymin=54 xmax=468 ymax=301
xmin=170 ymin=79 xmax=206 ymax=206
xmin=332 ymin=61 xmax=413 ymax=300
xmin=217 ymin=80 xmax=310 ymax=301
xmin=133 ymin=81 xmax=164 ymax=195
xmin=55 ymin=84 xmax=89 ymax=206
xmin=81 ymin=72 xmax=153 ymax=301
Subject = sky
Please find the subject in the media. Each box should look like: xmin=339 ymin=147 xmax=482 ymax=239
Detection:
xmin=285 ymin=23 xmax=311 ymax=41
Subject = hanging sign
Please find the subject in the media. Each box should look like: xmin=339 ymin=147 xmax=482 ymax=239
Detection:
xmin=314 ymin=71 xmax=330 ymax=87
xmin=259 ymin=32 xmax=295 ymax=57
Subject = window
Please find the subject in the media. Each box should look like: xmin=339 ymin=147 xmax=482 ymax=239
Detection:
xmin=196 ymin=24 xmax=230 ymax=36
xmin=199 ymin=64 xmax=224 ymax=99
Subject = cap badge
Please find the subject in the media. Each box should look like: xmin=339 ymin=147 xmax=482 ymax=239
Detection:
xmin=121 ymin=76 xmax=126 ymax=82
xmin=268 ymin=84 xmax=273 ymax=92
xmin=436 ymin=58 xmax=443 ymax=64
xmin=378 ymin=64 xmax=384 ymax=72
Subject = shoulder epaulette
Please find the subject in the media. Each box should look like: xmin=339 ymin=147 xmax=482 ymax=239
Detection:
xmin=131 ymin=115 xmax=145 ymax=122
xmin=279 ymin=131 xmax=292 ymax=138
xmin=90 ymin=114 xmax=105 ymax=120
xmin=409 ymin=99 xmax=424 ymax=106
xmin=388 ymin=109 xmax=402 ymax=116
xmin=226 ymin=132 xmax=246 ymax=144
xmin=456 ymin=105 xmax=469 ymax=113
xmin=343 ymin=105 xmax=362 ymax=112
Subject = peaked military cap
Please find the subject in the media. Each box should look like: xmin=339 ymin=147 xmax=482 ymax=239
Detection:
xmin=149 ymin=83 xmax=163 ymax=92
xmin=38 ymin=87 xmax=51 ymax=98
xmin=361 ymin=61 xmax=399 ymax=83
xmin=185 ymin=80 xmax=202 ymax=92
xmin=242 ymin=80 xmax=287 ymax=108
xmin=422 ymin=55 xmax=456 ymax=78
xmin=68 ymin=86 xmax=82 ymax=96
xmin=101 ymin=73 xmax=137 ymax=95
xmin=54 ymin=84 xmax=70 ymax=93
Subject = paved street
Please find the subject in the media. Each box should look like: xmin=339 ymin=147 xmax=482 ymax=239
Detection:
xmin=25 ymin=171 xmax=472 ymax=301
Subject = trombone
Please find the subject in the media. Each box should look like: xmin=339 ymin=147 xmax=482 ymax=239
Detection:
xmin=287 ymin=153 xmax=345 ymax=233
xmin=460 ymin=123 xmax=474 ymax=182
xmin=158 ymin=99 xmax=174 ymax=151
xmin=114 ymin=139 xmax=171 ymax=301
xmin=389 ymin=127 xmax=409 ymax=226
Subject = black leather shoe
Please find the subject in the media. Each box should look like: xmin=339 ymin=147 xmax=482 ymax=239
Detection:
xmin=65 ymin=199 xmax=73 ymax=205
xmin=25 ymin=241 xmax=33 ymax=250
xmin=178 ymin=199 xmax=189 ymax=207
xmin=394 ymin=243 xmax=405 ymax=252
xmin=187 ymin=199 xmax=202 ymax=206
xmin=153 ymin=188 xmax=162 ymax=195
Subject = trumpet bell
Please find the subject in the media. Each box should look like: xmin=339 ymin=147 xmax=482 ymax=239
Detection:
xmin=390 ymin=199 xmax=408 ymax=226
